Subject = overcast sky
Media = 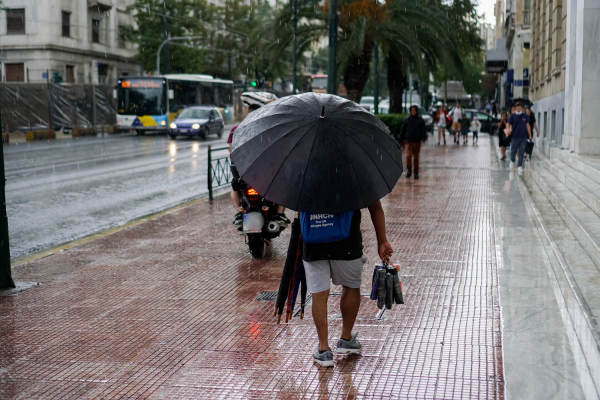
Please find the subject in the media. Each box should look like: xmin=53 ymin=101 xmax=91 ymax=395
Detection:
xmin=477 ymin=0 xmax=497 ymax=25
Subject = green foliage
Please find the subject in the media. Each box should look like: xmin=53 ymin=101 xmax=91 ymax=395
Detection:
xmin=123 ymin=0 xmax=266 ymax=78
xmin=461 ymin=57 xmax=485 ymax=95
xmin=377 ymin=113 xmax=408 ymax=137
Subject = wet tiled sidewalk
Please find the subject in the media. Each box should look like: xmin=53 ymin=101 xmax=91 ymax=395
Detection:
xmin=1 ymin=136 xmax=503 ymax=399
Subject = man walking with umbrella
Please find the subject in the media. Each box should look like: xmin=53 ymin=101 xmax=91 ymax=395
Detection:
xmin=399 ymin=105 xmax=427 ymax=179
xmin=230 ymin=93 xmax=403 ymax=368
xmin=303 ymin=202 xmax=393 ymax=366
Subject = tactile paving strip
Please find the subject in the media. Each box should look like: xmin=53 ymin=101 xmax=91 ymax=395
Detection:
xmin=1 ymin=137 xmax=503 ymax=399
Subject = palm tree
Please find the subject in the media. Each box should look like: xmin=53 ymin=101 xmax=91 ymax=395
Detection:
xmin=261 ymin=0 xmax=467 ymax=105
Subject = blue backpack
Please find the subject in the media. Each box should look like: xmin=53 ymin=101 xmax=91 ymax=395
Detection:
xmin=299 ymin=211 xmax=354 ymax=244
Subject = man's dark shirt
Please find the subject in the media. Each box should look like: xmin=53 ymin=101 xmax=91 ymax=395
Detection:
xmin=399 ymin=115 xmax=427 ymax=143
xmin=507 ymin=113 xmax=530 ymax=139
xmin=303 ymin=210 xmax=363 ymax=262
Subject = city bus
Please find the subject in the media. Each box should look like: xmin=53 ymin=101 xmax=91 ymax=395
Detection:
xmin=116 ymin=74 xmax=234 ymax=134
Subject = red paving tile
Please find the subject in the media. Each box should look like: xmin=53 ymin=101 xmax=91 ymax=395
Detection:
xmin=2 ymin=137 xmax=504 ymax=399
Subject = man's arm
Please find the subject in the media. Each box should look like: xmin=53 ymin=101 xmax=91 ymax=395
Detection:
xmin=527 ymin=123 xmax=532 ymax=140
xmin=534 ymin=123 xmax=539 ymax=137
xmin=368 ymin=200 xmax=393 ymax=261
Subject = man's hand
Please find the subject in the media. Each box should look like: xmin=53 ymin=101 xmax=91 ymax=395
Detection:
xmin=378 ymin=240 xmax=394 ymax=262
xmin=368 ymin=201 xmax=394 ymax=261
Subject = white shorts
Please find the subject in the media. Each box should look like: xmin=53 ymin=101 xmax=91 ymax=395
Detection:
xmin=303 ymin=254 xmax=368 ymax=293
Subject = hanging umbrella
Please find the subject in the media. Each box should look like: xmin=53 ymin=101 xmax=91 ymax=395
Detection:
xmin=231 ymin=93 xmax=403 ymax=214
xmin=275 ymin=217 xmax=303 ymax=324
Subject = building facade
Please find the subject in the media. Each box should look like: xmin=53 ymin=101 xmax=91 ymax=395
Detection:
xmin=502 ymin=0 xmax=531 ymax=102
xmin=529 ymin=0 xmax=600 ymax=155
xmin=479 ymin=22 xmax=496 ymax=51
xmin=0 ymin=0 xmax=140 ymax=84
xmin=529 ymin=0 xmax=567 ymax=145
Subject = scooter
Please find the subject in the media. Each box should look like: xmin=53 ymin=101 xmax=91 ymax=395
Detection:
xmin=236 ymin=179 xmax=286 ymax=258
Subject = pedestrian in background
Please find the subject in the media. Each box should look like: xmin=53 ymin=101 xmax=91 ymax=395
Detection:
xmin=435 ymin=104 xmax=448 ymax=145
xmin=498 ymin=112 xmax=509 ymax=160
xmin=451 ymin=101 xmax=463 ymax=145
xmin=399 ymin=105 xmax=427 ymax=180
xmin=471 ymin=116 xmax=481 ymax=146
xmin=525 ymin=107 xmax=539 ymax=161
xmin=507 ymin=103 xmax=532 ymax=175
xmin=459 ymin=113 xmax=470 ymax=146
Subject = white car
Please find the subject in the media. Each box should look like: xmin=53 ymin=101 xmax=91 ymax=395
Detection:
xmin=359 ymin=96 xmax=374 ymax=112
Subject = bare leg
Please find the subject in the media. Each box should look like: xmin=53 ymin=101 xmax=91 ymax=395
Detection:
xmin=277 ymin=205 xmax=285 ymax=214
xmin=340 ymin=286 xmax=361 ymax=340
xmin=312 ymin=289 xmax=330 ymax=351
xmin=501 ymin=146 xmax=506 ymax=159
xmin=231 ymin=190 xmax=241 ymax=210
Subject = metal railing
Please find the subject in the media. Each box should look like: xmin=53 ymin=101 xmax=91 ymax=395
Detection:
xmin=207 ymin=145 xmax=233 ymax=201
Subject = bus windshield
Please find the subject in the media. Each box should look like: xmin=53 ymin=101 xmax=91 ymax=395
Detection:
xmin=117 ymin=78 xmax=166 ymax=116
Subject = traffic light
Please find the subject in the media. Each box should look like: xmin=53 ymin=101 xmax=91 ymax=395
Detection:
xmin=250 ymin=81 xmax=257 ymax=87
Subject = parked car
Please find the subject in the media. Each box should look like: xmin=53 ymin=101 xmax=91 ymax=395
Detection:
xmin=169 ymin=106 xmax=224 ymax=140
xmin=447 ymin=108 xmax=500 ymax=135
xmin=359 ymin=96 xmax=375 ymax=112
xmin=419 ymin=107 xmax=433 ymax=131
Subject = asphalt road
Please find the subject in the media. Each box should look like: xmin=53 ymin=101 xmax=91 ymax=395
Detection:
xmin=5 ymin=128 xmax=235 ymax=259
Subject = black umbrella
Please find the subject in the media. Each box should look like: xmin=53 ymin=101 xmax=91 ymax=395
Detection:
xmin=274 ymin=217 xmax=305 ymax=324
xmin=508 ymin=97 xmax=533 ymax=107
xmin=231 ymin=93 xmax=403 ymax=214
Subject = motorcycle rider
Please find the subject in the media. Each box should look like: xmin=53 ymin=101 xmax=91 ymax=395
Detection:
xmin=229 ymin=99 xmax=290 ymax=226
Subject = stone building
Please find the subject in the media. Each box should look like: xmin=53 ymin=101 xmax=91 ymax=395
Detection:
xmin=502 ymin=0 xmax=531 ymax=102
xmin=530 ymin=0 xmax=600 ymax=155
xmin=529 ymin=0 xmax=567 ymax=146
xmin=0 ymin=0 xmax=140 ymax=84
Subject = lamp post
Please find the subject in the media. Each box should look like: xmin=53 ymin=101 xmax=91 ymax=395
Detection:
xmin=373 ymin=39 xmax=379 ymax=115
xmin=0 ymin=106 xmax=15 ymax=289
xmin=292 ymin=0 xmax=298 ymax=94
xmin=327 ymin=0 xmax=338 ymax=94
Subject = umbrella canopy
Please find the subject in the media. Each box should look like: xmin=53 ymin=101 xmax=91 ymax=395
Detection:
xmin=231 ymin=93 xmax=403 ymax=214
xmin=508 ymin=97 xmax=533 ymax=107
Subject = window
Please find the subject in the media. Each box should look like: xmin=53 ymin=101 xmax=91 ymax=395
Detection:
xmin=543 ymin=111 xmax=547 ymax=138
xmin=118 ymin=25 xmax=126 ymax=48
xmin=5 ymin=63 xmax=25 ymax=82
xmin=66 ymin=65 xmax=75 ymax=83
xmin=551 ymin=110 xmax=556 ymax=141
xmin=560 ymin=109 xmax=564 ymax=145
xmin=92 ymin=19 xmax=100 ymax=43
xmin=7 ymin=9 xmax=25 ymax=35
xmin=98 ymin=63 xmax=109 ymax=84
xmin=62 ymin=11 xmax=70 ymax=37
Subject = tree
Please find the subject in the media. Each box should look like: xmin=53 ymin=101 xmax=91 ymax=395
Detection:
xmin=123 ymin=0 xmax=213 ymax=74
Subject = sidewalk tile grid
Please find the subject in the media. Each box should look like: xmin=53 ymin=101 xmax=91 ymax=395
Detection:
xmin=1 ymin=137 xmax=504 ymax=399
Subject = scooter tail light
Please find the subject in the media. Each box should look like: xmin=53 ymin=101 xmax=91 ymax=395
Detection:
xmin=247 ymin=188 xmax=258 ymax=196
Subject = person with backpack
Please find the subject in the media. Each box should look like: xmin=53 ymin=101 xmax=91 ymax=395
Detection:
xmin=398 ymin=105 xmax=427 ymax=179
xmin=303 ymin=202 xmax=394 ymax=367
xmin=506 ymin=102 xmax=532 ymax=175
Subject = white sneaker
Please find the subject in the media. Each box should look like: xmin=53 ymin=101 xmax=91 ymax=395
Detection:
xmin=518 ymin=166 xmax=523 ymax=175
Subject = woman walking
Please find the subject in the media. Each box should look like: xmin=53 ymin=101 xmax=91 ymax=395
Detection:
xmin=498 ymin=112 xmax=509 ymax=160
xmin=435 ymin=104 xmax=448 ymax=145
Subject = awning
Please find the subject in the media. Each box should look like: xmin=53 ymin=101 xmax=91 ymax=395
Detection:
xmin=485 ymin=47 xmax=509 ymax=74
xmin=88 ymin=1 xmax=112 ymax=12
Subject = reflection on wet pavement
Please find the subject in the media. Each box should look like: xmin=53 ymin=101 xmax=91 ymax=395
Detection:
xmin=1 ymin=135 xmax=504 ymax=399
xmin=5 ymin=133 xmax=230 ymax=258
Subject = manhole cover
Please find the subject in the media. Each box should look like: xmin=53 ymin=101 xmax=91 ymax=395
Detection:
xmin=255 ymin=291 xmax=278 ymax=301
